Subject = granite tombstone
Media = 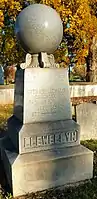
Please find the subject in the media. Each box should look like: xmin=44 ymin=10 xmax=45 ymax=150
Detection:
xmin=1 ymin=4 xmax=93 ymax=197
xmin=77 ymin=102 xmax=97 ymax=140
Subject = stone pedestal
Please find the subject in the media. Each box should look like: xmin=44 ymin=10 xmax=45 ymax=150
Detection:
xmin=2 ymin=144 xmax=93 ymax=197
xmin=1 ymin=68 xmax=93 ymax=197
xmin=14 ymin=68 xmax=72 ymax=123
xmin=8 ymin=116 xmax=80 ymax=154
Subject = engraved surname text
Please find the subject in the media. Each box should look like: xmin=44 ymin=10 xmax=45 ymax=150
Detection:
xmin=24 ymin=130 xmax=78 ymax=148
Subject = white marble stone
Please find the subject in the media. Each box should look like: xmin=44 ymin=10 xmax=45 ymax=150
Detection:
xmin=15 ymin=4 xmax=63 ymax=54
xmin=70 ymin=84 xmax=97 ymax=97
xmin=77 ymin=103 xmax=97 ymax=140
xmin=1 ymin=145 xmax=93 ymax=197
xmin=8 ymin=117 xmax=80 ymax=154
xmin=1 ymin=84 xmax=97 ymax=105
xmin=14 ymin=68 xmax=72 ymax=123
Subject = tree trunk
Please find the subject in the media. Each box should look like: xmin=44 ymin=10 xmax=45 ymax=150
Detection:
xmin=90 ymin=36 xmax=97 ymax=82
xmin=86 ymin=47 xmax=93 ymax=82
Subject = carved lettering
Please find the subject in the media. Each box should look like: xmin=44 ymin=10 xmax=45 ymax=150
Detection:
xmin=27 ymin=88 xmax=66 ymax=117
xmin=72 ymin=131 xmax=77 ymax=141
xmin=31 ymin=136 xmax=37 ymax=146
xmin=37 ymin=136 xmax=43 ymax=146
xmin=24 ymin=137 xmax=31 ymax=148
xmin=42 ymin=135 xmax=48 ymax=145
xmin=55 ymin=134 xmax=61 ymax=144
xmin=65 ymin=132 xmax=70 ymax=142
xmin=49 ymin=134 xmax=55 ymax=144
xmin=23 ymin=130 xmax=78 ymax=149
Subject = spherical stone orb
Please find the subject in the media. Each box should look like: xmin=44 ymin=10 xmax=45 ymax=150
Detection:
xmin=15 ymin=4 xmax=63 ymax=54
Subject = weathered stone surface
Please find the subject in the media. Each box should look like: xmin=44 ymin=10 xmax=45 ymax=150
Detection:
xmin=8 ymin=116 xmax=80 ymax=154
xmin=1 ymin=145 xmax=93 ymax=197
xmin=70 ymin=84 xmax=97 ymax=98
xmin=14 ymin=68 xmax=72 ymax=124
xmin=15 ymin=4 xmax=63 ymax=54
xmin=1 ymin=3 xmax=94 ymax=197
xmin=76 ymin=102 xmax=97 ymax=140
xmin=1 ymin=84 xmax=97 ymax=105
xmin=14 ymin=69 xmax=24 ymax=122
xmin=0 ymin=87 xmax=14 ymax=104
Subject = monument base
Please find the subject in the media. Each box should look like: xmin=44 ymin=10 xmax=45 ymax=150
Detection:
xmin=1 ymin=145 xmax=93 ymax=197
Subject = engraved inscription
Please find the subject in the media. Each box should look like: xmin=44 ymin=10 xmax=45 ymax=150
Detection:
xmin=24 ymin=69 xmax=71 ymax=123
xmin=24 ymin=130 xmax=78 ymax=149
xmin=26 ymin=88 xmax=70 ymax=117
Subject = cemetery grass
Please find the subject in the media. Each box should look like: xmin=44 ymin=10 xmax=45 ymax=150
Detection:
xmin=0 ymin=104 xmax=13 ymax=132
xmin=0 ymin=105 xmax=97 ymax=198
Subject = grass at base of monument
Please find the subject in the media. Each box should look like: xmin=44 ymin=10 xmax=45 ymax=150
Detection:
xmin=0 ymin=105 xmax=97 ymax=199
xmin=0 ymin=104 xmax=13 ymax=132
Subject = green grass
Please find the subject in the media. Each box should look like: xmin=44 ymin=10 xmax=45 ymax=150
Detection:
xmin=0 ymin=105 xmax=97 ymax=199
xmin=0 ymin=104 xmax=13 ymax=131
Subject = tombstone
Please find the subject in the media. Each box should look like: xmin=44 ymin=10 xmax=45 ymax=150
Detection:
xmin=77 ymin=102 xmax=97 ymax=140
xmin=0 ymin=66 xmax=4 ymax=85
xmin=1 ymin=4 xmax=93 ymax=197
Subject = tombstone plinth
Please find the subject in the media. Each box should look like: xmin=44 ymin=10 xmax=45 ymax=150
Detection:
xmin=7 ymin=68 xmax=80 ymax=154
xmin=1 ymin=67 xmax=93 ymax=197
xmin=1 ymin=4 xmax=93 ymax=197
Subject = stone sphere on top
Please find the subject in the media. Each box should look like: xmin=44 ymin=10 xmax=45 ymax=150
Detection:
xmin=15 ymin=4 xmax=63 ymax=54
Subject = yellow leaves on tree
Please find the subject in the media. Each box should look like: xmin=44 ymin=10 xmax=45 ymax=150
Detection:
xmin=0 ymin=10 xmax=4 ymax=27
xmin=42 ymin=0 xmax=97 ymax=66
xmin=0 ymin=0 xmax=26 ymax=65
xmin=0 ymin=0 xmax=41 ymax=65
xmin=72 ymin=63 xmax=86 ymax=80
xmin=54 ymin=46 xmax=70 ymax=67
xmin=1 ymin=0 xmax=97 ymax=67
xmin=0 ymin=0 xmax=22 ymax=28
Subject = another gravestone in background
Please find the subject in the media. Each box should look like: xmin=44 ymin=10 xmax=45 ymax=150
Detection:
xmin=0 ymin=66 xmax=4 ymax=85
xmin=77 ymin=102 xmax=97 ymax=140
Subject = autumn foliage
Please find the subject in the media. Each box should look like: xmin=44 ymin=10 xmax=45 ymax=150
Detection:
xmin=41 ymin=0 xmax=97 ymax=66
xmin=4 ymin=65 xmax=17 ymax=84
xmin=1 ymin=0 xmax=97 ymax=71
